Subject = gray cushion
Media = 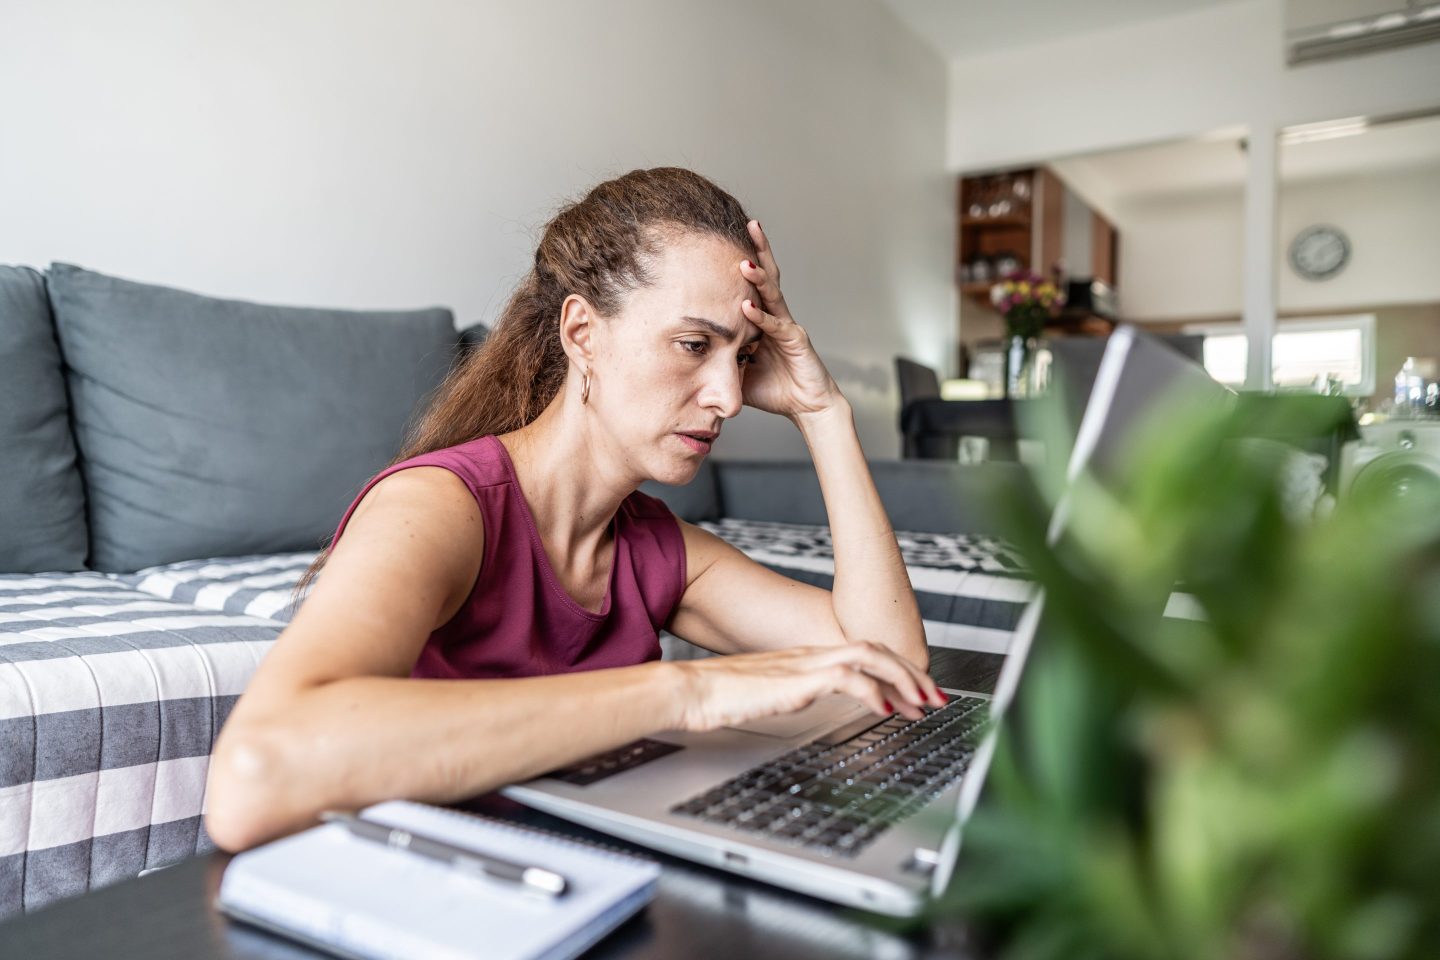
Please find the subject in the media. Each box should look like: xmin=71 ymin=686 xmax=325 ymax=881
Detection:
xmin=456 ymin=322 xmax=490 ymax=358
xmin=713 ymin=459 xmax=1033 ymax=536
xmin=47 ymin=263 xmax=457 ymax=572
xmin=640 ymin=460 xmax=720 ymax=522
xmin=0 ymin=266 xmax=88 ymax=572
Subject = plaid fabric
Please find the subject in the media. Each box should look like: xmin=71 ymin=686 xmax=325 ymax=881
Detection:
xmin=114 ymin=552 xmax=316 ymax=624
xmin=0 ymin=522 xmax=1038 ymax=916
xmin=682 ymin=519 xmax=1035 ymax=658
xmin=0 ymin=572 xmax=281 ymax=917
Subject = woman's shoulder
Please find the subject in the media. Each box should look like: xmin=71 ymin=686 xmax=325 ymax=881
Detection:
xmin=388 ymin=434 xmax=512 ymax=490
xmin=330 ymin=436 xmax=506 ymax=548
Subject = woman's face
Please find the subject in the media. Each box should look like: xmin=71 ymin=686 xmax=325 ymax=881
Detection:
xmin=591 ymin=231 xmax=761 ymax=485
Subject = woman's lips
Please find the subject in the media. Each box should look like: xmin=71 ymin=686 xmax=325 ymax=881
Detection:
xmin=676 ymin=433 xmax=712 ymax=455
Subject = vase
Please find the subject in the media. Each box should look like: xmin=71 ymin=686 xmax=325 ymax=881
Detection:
xmin=1004 ymin=335 xmax=1034 ymax=398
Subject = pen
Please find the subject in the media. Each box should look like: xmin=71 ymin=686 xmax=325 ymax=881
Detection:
xmin=320 ymin=811 xmax=569 ymax=898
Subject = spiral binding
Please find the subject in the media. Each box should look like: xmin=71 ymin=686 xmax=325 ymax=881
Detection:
xmin=402 ymin=802 xmax=659 ymax=867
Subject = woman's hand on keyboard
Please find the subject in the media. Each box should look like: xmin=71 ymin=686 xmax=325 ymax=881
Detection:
xmin=671 ymin=641 xmax=945 ymax=733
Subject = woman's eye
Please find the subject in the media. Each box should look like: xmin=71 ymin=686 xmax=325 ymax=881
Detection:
xmin=681 ymin=340 xmax=756 ymax=366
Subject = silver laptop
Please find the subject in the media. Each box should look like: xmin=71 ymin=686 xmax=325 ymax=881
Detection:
xmin=501 ymin=326 xmax=1230 ymax=917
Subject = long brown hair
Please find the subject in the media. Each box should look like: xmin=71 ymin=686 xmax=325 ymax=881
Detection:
xmin=288 ymin=167 xmax=757 ymax=612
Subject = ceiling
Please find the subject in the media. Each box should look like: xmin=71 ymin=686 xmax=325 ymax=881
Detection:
xmin=1047 ymin=114 xmax=1440 ymax=216
xmin=878 ymin=0 xmax=1229 ymax=60
xmin=1049 ymin=133 xmax=1248 ymax=215
xmin=1279 ymin=115 xmax=1440 ymax=181
xmin=874 ymin=1 xmax=1440 ymax=210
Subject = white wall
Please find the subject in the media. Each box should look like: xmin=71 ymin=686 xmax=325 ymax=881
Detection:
xmin=0 ymin=0 xmax=951 ymax=461
xmin=947 ymin=0 xmax=1440 ymax=174
xmin=1111 ymin=187 xmax=1249 ymax=322
xmin=1112 ymin=162 xmax=1440 ymax=321
xmin=1113 ymin=187 xmax=1247 ymax=321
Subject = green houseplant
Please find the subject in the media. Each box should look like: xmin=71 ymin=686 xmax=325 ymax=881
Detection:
xmin=926 ymin=395 xmax=1440 ymax=960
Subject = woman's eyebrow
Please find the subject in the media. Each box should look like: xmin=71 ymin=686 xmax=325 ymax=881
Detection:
xmin=679 ymin=316 xmax=763 ymax=344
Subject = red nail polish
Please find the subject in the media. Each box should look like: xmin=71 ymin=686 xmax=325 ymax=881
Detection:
xmin=883 ymin=700 xmax=893 ymax=713
xmin=744 ymin=260 xmax=755 ymax=269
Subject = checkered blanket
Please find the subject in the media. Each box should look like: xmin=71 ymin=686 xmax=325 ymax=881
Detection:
xmin=0 ymin=571 xmax=285 ymax=916
xmin=691 ymin=520 xmax=1032 ymax=657
xmin=0 ymin=524 xmax=1033 ymax=916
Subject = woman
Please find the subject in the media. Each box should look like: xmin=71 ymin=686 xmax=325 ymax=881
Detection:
xmin=206 ymin=168 xmax=943 ymax=852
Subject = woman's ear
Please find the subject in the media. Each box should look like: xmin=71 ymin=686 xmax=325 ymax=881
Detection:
xmin=558 ymin=293 xmax=598 ymax=368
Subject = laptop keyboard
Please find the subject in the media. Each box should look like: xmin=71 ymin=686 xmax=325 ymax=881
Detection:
xmin=669 ymin=695 xmax=989 ymax=859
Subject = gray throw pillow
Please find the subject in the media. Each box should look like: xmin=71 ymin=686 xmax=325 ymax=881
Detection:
xmin=456 ymin=322 xmax=490 ymax=358
xmin=0 ymin=265 xmax=88 ymax=572
xmin=47 ymin=263 xmax=457 ymax=572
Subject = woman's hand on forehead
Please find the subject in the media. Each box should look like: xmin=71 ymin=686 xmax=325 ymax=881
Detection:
xmin=737 ymin=220 xmax=842 ymax=421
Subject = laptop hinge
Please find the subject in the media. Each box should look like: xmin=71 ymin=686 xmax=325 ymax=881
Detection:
xmin=901 ymin=846 xmax=941 ymax=876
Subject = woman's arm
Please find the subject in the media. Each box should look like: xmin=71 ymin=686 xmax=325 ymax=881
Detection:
xmin=666 ymin=400 xmax=927 ymax=672
xmin=205 ymin=467 xmax=690 ymax=852
xmin=796 ymin=398 xmax=928 ymax=670
xmin=209 ymin=658 xmax=688 ymax=853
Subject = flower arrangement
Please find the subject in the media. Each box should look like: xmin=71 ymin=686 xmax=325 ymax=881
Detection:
xmin=990 ymin=269 xmax=1066 ymax=341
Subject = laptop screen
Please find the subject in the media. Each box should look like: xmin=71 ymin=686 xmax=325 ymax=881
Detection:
xmin=1047 ymin=332 xmax=1210 ymax=452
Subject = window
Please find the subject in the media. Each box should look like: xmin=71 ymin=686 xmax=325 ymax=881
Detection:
xmin=1183 ymin=315 xmax=1375 ymax=395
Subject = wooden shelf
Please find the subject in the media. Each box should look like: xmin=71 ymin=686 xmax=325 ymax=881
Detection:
xmin=957 ymin=168 xmax=1048 ymax=311
xmin=956 ymin=166 xmax=1121 ymax=383
xmin=960 ymin=214 xmax=1031 ymax=228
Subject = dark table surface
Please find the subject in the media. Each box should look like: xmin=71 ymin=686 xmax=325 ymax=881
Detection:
xmin=900 ymin=399 xmax=1028 ymax=461
xmin=0 ymin=647 xmax=1003 ymax=960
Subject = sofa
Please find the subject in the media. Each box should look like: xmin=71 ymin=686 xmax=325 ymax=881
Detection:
xmin=0 ymin=262 xmax=1037 ymax=918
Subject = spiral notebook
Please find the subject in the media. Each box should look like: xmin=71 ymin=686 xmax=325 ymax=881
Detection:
xmin=217 ymin=800 xmax=661 ymax=960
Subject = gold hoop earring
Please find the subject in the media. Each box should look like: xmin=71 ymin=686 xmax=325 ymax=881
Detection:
xmin=581 ymin=370 xmax=591 ymax=405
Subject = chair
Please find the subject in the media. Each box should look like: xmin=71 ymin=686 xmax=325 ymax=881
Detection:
xmin=895 ymin=357 xmax=942 ymax=458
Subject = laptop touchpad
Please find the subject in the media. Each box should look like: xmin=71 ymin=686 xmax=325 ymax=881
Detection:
xmin=724 ymin=695 xmax=871 ymax=739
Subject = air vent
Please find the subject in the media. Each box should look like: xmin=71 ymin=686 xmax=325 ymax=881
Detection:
xmin=1286 ymin=0 xmax=1440 ymax=65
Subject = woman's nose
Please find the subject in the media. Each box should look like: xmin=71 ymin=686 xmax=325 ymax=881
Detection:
xmin=699 ymin=363 xmax=744 ymax=419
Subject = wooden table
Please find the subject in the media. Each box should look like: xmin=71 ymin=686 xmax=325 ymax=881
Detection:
xmin=0 ymin=648 xmax=1003 ymax=960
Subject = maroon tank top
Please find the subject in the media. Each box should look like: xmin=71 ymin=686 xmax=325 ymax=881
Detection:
xmin=328 ymin=434 xmax=687 ymax=679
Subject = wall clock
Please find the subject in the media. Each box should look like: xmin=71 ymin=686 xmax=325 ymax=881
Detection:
xmin=1288 ymin=224 xmax=1350 ymax=281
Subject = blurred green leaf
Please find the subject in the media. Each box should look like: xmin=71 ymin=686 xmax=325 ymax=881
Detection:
xmin=922 ymin=392 xmax=1440 ymax=960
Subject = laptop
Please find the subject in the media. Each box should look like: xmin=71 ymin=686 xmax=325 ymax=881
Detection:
xmin=1046 ymin=331 xmax=1207 ymax=447
xmin=501 ymin=325 xmax=1232 ymax=917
